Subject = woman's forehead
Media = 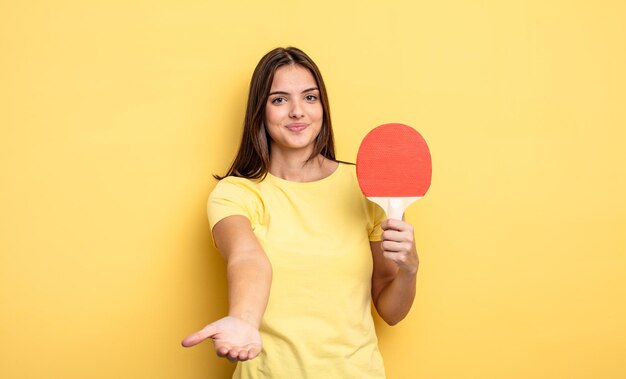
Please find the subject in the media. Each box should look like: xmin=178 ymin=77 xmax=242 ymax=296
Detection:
xmin=270 ymin=65 xmax=318 ymax=91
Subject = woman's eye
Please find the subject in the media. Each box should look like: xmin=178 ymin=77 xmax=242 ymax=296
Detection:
xmin=305 ymin=94 xmax=318 ymax=102
xmin=271 ymin=97 xmax=286 ymax=104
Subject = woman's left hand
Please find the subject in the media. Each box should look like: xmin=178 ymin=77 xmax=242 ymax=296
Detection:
xmin=380 ymin=218 xmax=419 ymax=275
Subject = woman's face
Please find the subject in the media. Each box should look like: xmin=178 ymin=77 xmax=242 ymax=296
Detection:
xmin=264 ymin=64 xmax=323 ymax=156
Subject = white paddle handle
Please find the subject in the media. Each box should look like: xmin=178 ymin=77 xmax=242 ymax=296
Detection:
xmin=368 ymin=197 xmax=421 ymax=220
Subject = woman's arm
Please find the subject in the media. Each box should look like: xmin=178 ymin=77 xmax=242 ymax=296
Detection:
xmin=181 ymin=215 xmax=272 ymax=361
xmin=371 ymin=218 xmax=419 ymax=325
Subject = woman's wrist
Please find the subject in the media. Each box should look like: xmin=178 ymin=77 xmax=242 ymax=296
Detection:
xmin=228 ymin=311 xmax=261 ymax=329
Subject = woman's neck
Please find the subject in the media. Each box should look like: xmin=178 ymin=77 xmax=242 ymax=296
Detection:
xmin=269 ymin=150 xmax=337 ymax=182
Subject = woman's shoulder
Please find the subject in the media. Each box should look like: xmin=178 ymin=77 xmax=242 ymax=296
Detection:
xmin=216 ymin=175 xmax=258 ymax=186
xmin=211 ymin=175 xmax=263 ymax=198
xmin=336 ymin=161 xmax=357 ymax=179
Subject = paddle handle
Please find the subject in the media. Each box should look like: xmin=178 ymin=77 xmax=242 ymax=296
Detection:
xmin=389 ymin=198 xmax=406 ymax=220
xmin=368 ymin=197 xmax=421 ymax=220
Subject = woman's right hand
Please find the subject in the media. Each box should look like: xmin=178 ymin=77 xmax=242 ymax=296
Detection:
xmin=181 ymin=316 xmax=262 ymax=362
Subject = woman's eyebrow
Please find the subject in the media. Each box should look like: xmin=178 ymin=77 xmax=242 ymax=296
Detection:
xmin=268 ymin=90 xmax=289 ymax=96
xmin=268 ymin=87 xmax=319 ymax=96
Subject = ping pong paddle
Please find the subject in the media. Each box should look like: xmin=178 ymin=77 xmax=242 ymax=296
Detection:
xmin=356 ymin=123 xmax=432 ymax=220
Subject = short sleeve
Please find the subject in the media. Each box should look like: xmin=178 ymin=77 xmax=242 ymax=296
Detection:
xmin=207 ymin=177 xmax=261 ymax=231
xmin=367 ymin=200 xmax=386 ymax=242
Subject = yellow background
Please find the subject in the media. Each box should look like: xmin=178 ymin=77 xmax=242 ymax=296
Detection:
xmin=1 ymin=1 xmax=625 ymax=378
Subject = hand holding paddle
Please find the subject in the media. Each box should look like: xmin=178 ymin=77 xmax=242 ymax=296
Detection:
xmin=357 ymin=123 xmax=432 ymax=220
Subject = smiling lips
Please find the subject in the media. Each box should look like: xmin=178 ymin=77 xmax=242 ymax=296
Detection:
xmin=286 ymin=123 xmax=308 ymax=132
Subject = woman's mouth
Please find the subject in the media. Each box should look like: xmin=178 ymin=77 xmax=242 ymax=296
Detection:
xmin=286 ymin=123 xmax=308 ymax=132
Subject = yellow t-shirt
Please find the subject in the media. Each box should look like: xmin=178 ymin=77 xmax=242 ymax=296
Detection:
xmin=208 ymin=163 xmax=387 ymax=379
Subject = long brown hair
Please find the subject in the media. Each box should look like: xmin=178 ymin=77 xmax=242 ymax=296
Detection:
xmin=215 ymin=47 xmax=337 ymax=180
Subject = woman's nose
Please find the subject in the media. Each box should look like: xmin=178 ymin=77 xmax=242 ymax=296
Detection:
xmin=289 ymin=100 xmax=304 ymax=118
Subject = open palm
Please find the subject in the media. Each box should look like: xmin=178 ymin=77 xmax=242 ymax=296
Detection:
xmin=182 ymin=316 xmax=262 ymax=362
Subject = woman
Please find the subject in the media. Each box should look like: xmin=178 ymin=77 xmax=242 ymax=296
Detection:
xmin=182 ymin=47 xmax=419 ymax=378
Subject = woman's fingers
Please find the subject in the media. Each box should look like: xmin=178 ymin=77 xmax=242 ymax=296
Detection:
xmin=237 ymin=349 xmax=250 ymax=361
xmin=181 ymin=323 xmax=218 ymax=347
xmin=381 ymin=240 xmax=411 ymax=252
xmin=248 ymin=345 xmax=261 ymax=359
xmin=380 ymin=218 xmax=419 ymax=274
xmin=227 ymin=349 xmax=240 ymax=361
xmin=215 ymin=345 xmax=230 ymax=357
xmin=381 ymin=221 xmax=414 ymax=245
xmin=383 ymin=250 xmax=411 ymax=262
xmin=381 ymin=218 xmax=414 ymax=233
xmin=382 ymin=229 xmax=403 ymax=242
xmin=215 ymin=344 xmax=260 ymax=362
